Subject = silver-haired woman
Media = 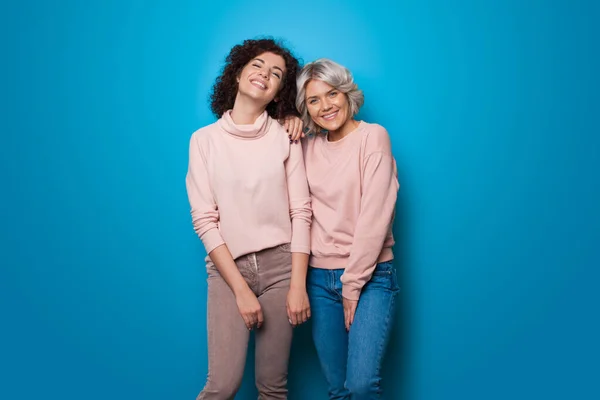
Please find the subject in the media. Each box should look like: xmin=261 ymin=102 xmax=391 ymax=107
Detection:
xmin=292 ymin=58 xmax=400 ymax=399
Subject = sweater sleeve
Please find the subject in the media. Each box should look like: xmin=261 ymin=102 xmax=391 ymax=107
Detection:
xmin=341 ymin=128 xmax=399 ymax=300
xmin=285 ymin=141 xmax=312 ymax=254
xmin=185 ymin=133 xmax=225 ymax=254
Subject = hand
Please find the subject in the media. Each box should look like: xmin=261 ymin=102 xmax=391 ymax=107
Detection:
xmin=279 ymin=115 xmax=305 ymax=143
xmin=286 ymin=287 xmax=311 ymax=327
xmin=235 ymin=287 xmax=264 ymax=330
xmin=343 ymin=297 xmax=358 ymax=331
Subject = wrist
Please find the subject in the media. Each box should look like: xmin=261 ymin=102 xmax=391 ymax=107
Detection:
xmin=289 ymin=278 xmax=307 ymax=291
xmin=232 ymin=281 xmax=251 ymax=297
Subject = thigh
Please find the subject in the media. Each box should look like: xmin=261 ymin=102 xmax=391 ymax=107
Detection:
xmin=307 ymin=268 xmax=349 ymax=398
xmin=254 ymin=282 xmax=293 ymax=396
xmin=205 ymin=274 xmax=250 ymax=392
xmin=347 ymin=262 xmax=399 ymax=385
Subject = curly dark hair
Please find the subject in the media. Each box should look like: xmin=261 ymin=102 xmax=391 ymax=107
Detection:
xmin=210 ymin=38 xmax=301 ymax=120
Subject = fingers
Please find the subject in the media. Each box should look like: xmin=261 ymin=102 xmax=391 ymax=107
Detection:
xmin=287 ymin=307 xmax=311 ymax=327
xmin=290 ymin=119 xmax=297 ymax=140
xmin=281 ymin=116 xmax=307 ymax=143
xmin=282 ymin=118 xmax=290 ymax=133
xmin=301 ymin=309 xmax=308 ymax=324
xmin=347 ymin=304 xmax=356 ymax=331
xmin=344 ymin=302 xmax=354 ymax=331
xmin=292 ymin=307 xmax=300 ymax=326
xmin=284 ymin=118 xmax=295 ymax=143
xmin=288 ymin=119 xmax=298 ymax=142
xmin=242 ymin=309 xmax=263 ymax=330
xmin=243 ymin=314 xmax=253 ymax=330
xmin=292 ymin=119 xmax=303 ymax=142
xmin=344 ymin=307 xmax=351 ymax=331
xmin=298 ymin=119 xmax=306 ymax=139
xmin=256 ymin=308 xmax=264 ymax=329
xmin=348 ymin=306 xmax=355 ymax=328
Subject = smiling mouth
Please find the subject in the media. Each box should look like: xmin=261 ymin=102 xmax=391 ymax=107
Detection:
xmin=250 ymin=79 xmax=267 ymax=90
xmin=321 ymin=110 xmax=339 ymax=121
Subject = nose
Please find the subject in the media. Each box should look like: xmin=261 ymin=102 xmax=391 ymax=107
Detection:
xmin=322 ymin=97 xmax=332 ymax=111
xmin=259 ymin=68 xmax=269 ymax=79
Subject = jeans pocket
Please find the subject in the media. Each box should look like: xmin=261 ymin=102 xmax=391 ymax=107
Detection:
xmin=372 ymin=260 xmax=394 ymax=275
xmin=369 ymin=262 xmax=399 ymax=292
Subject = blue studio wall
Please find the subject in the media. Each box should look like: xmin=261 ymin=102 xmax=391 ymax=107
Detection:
xmin=1 ymin=0 xmax=599 ymax=399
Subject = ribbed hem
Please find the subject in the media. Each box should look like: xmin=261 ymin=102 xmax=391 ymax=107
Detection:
xmin=342 ymin=285 xmax=361 ymax=301
xmin=201 ymin=228 xmax=225 ymax=254
xmin=309 ymin=247 xmax=394 ymax=270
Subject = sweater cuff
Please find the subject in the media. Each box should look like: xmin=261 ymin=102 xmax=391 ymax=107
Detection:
xmin=342 ymin=284 xmax=362 ymax=301
xmin=290 ymin=244 xmax=310 ymax=255
xmin=201 ymin=227 xmax=225 ymax=254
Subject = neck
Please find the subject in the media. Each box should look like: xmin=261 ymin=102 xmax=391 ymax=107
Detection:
xmin=328 ymin=119 xmax=359 ymax=142
xmin=231 ymin=93 xmax=268 ymax=125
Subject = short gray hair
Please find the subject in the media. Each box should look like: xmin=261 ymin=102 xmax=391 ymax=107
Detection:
xmin=296 ymin=58 xmax=364 ymax=135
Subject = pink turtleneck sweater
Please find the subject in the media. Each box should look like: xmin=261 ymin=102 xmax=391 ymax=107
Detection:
xmin=303 ymin=121 xmax=399 ymax=300
xmin=186 ymin=111 xmax=312 ymax=261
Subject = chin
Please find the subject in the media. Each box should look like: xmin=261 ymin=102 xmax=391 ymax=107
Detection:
xmin=320 ymin=121 xmax=342 ymax=132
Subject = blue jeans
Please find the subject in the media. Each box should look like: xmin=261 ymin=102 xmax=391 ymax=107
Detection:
xmin=307 ymin=261 xmax=399 ymax=400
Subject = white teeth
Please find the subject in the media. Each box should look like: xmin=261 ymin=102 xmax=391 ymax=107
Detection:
xmin=251 ymin=80 xmax=266 ymax=89
xmin=322 ymin=111 xmax=338 ymax=120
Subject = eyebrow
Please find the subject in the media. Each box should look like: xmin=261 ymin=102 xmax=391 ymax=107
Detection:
xmin=306 ymin=88 xmax=336 ymax=101
xmin=254 ymin=58 xmax=284 ymax=73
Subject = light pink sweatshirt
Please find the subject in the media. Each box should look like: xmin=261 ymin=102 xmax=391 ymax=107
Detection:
xmin=303 ymin=121 xmax=399 ymax=300
xmin=186 ymin=110 xmax=312 ymax=261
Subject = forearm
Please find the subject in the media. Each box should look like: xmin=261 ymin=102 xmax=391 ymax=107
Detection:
xmin=290 ymin=252 xmax=309 ymax=290
xmin=208 ymin=244 xmax=250 ymax=296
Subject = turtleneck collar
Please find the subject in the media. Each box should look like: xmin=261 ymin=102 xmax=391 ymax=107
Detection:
xmin=218 ymin=110 xmax=272 ymax=140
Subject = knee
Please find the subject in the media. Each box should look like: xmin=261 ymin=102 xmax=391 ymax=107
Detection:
xmin=255 ymin=376 xmax=287 ymax=400
xmin=199 ymin=377 xmax=241 ymax=400
xmin=346 ymin=377 xmax=381 ymax=399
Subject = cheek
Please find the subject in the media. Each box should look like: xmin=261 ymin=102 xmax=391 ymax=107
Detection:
xmin=339 ymin=100 xmax=351 ymax=116
xmin=307 ymin=105 xmax=319 ymax=118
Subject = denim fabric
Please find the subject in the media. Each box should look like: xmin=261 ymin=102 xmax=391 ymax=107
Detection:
xmin=307 ymin=261 xmax=399 ymax=399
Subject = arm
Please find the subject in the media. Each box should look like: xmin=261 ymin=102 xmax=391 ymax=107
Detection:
xmin=284 ymin=142 xmax=312 ymax=326
xmin=341 ymin=131 xmax=399 ymax=302
xmin=185 ymin=134 xmax=263 ymax=330
xmin=185 ymin=134 xmax=225 ymax=253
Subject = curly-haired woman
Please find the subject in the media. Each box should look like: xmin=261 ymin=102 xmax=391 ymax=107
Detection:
xmin=185 ymin=38 xmax=312 ymax=399
xmin=293 ymin=58 xmax=400 ymax=399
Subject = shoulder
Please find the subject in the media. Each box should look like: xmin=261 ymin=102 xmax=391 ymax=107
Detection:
xmin=266 ymin=116 xmax=302 ymax=159
xmin=267 ymin=116 xmax=289 ymax=142
xmin=360 ymin=122 xmax=392 ymax=154
xmin=188 ymin=122 xmax=221 ymax=160
xmin=190 ymin=121 xmax=219 ymax=145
